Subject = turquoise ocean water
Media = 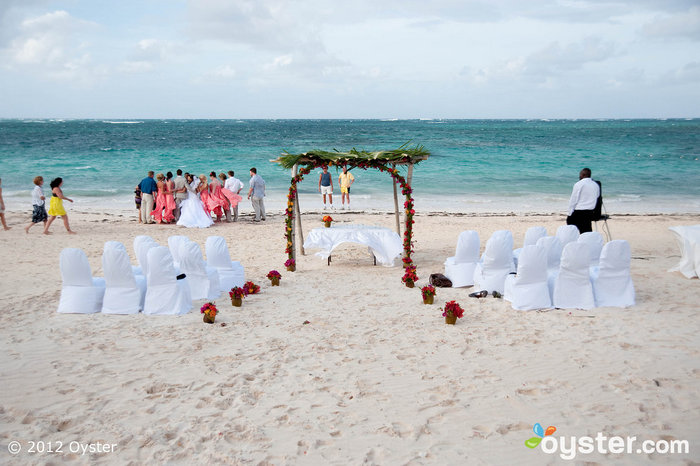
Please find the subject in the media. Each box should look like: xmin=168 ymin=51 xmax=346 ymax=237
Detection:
xmin=1 ymin=119 xmax=699 ymax=214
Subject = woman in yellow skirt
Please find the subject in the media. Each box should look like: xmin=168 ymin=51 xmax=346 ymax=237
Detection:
xmin=44 ymin=177 xmax=76 ymax=235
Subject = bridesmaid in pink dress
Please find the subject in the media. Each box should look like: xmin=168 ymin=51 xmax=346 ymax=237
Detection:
xmin=197 ymin=175 xmax=215 ymax=219
xmin=218 ymin=172 xmax=242 ymax=214
xmin=208 ymin=172 xmax=230 ymax=222
xmin=164 ymin=172 xmax=177 ymax=223
xmin=151 ymin=173 xmax=172 ymax=224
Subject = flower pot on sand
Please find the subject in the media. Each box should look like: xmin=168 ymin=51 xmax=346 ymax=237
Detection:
xmin=286 ymin=265 xmax=296 ymax=272
xmin=324 ymin=221 xmax=331 ymax=228
xmin=231 ymin=297 xmax=242 ymax=307
xmin=271 ymin=277 xmax=280 ymax=286
xmin=423 ymin=295 xmax=434 ymax=305
xmin=405 ymin=280 xmax=415 ymax=288
xmin=203 ymin=314 xmax=215 ymax=324
xmin=445 ymin=314 xmax=457 ymax=325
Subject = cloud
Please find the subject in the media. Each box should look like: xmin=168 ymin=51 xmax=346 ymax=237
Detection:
xmin=463 ymin=37 xmax=616 ymax=85
xmin=119 ymin=39 xmax=182 ymax=74
xmin=660 ymin=61 xmax=700 ymax=85
xmin=0 ymin=9 xmax=103 ymax=84
xmin=641 ymin=6 xmax=700 ymax=41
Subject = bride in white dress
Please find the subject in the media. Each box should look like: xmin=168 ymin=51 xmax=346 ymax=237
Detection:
xmin=176 ymin=176 xmax=214 ymax=228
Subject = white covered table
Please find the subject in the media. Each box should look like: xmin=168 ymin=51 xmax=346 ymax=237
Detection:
xmin=303 ymin=225 xmax=403 ymax=267
xmin=668 ymin=225 xmax=700 ymax=279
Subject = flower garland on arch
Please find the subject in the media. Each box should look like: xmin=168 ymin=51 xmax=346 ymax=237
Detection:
xmin=284 ymin=159 xmax=417 ymax=283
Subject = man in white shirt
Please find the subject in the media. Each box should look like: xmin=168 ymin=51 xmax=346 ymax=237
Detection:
xmin=566 ymin=167 xmax=600 ymax=233
xmin=225 ymin=170 xmax=244 ymax=222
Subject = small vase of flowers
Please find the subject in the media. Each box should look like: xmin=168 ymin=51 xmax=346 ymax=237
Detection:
xmin=229 ymin=287 xmax=246 ymax=307
xmin=402 ymin=265 xmax=418 ymax=288
xmin=244 ymin=281 xmax=260 ymax=295
xmin=285 ymin=258 xmax=296 ymax=272
xmin=421 ymin=285 xmax=436 ymax=304
xmin=441 ymin=300 xmax=464 ymax=325
xmin=267 ymin=270 xmax=281 ymax=286
xmin=322 ymin=215 xmax=333 ymax=228
xmin=201 ymin=302 xmax=218 ymax=324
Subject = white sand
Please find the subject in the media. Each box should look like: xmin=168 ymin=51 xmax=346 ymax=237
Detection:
xmin=0 ymin=208 xmax=699 ymax=464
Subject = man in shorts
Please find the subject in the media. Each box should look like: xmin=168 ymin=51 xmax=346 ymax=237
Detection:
xmin=318 ymin=165 xmax=334 ymax=210
xmin=338 ymin=166 xmax=355 ymax=210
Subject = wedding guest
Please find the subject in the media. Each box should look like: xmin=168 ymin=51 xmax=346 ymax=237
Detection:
xmin=134 ymin=186 xmax=142 ymax=223
xmin=0 ymin=178 xmax=10 ymax=231
xmin=172 ymin=169 xmax=187 ymax=221
xmin=44 ymin=177 xmax=76 ymax=235
xmin=247 ymin=167 xmax=266 ymax=222
xmin=138 ymin=171 xmax=157 ymax=224
xmin=25 ymin=176 xmax=47 ymax=233
xmin=225 ymin=170 xmax=244 ymax=222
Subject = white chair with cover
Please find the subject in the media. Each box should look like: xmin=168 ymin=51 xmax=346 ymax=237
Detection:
xmin=444 ymin=230 xmax=480 ymax=287
xmin=552 ymin=242 xmax=595 ymax=310
xmin=57 ymin=248 xmax=106 ymax=314
xmin=134 ymin=240 xmax=158 ymax=280
xmin=536 ymin=236 xmax=563 ymax=297
xmin=504 ymin=245 xmax=552 ymax=311
xmin=668 ymin=225 xmax=700 ymax=279
xmin=179 ymin=241 xmax=221 ymax=301
xmin=556 ymin=225 xmax=580 ymax=249
xmin=473 ymin=230 xmax=515 ymax=294
xmin=205 ymin=236 xmax=245 ymax=292
xmin=101 ymin=241 xmax=146 ymax=314
xmin=143 ymin=246 xmax=191 ymax=315
xmin=513 ymin=226 xmax=547 ymax=268
xmin=133 ymin=235 xmax=157 ymax=276
xmin=592 ymin=240 xmax=635 ymax=308
xmin=168 ymin=235 xmax=190 ymax=269
xmin=578 ymin=231 xmax=605 ymax=267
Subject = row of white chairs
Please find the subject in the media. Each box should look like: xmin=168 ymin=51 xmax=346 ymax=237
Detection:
xmin=56 ymin=235 xmax=245 ymax=315
xmin=444 ymin=226 xmax=635 ymax=310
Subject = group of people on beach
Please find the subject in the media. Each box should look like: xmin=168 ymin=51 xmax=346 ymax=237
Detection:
xmin=136 ymin=168 xmax=266 ymax=228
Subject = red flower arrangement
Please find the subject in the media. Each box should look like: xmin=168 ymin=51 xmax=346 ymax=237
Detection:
xmin=322 ymin=215 xmax=333 ymax=223
xmin=421 ymin=285 xmax=436 ymax=300
xmin=267 ymin=270 xmax=281 ymax=280
xmin=229 ymin=287 xmax=247 ymax=299
xmin=285 ymin=258 xmax=295 ymax=267
xmin=200 ymin=302 xmax=218 ymax=317
xmin=402 ymin=265 xmax=419 ymax=287
xmin=244 ymin=281 xmax=260 ymax=295
xmin=441 ymin=300 xmax=464 ymax=319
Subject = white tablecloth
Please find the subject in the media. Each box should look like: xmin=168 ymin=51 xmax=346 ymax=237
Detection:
xmin=303 ymin=225 xmax=403 ymax=267
xmin=668 ymin=225 xmax=700 ymax=278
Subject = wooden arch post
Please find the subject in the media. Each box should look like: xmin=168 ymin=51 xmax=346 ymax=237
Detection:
xmin=291 ymin=164 xmax=305 ymax=257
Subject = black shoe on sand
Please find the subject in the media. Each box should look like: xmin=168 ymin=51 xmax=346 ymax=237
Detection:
xmin=469 ymin=290 xmax=488 ymax=298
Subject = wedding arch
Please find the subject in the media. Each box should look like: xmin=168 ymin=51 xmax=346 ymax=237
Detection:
xmin=273 ymin=144 xmax=430 ymax=281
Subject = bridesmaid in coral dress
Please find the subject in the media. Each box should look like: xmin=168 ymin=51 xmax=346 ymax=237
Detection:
xmin=164 ymin=172 xmax=177 ymax=223
xmin=197 ymin=175 xmax=215 ymax=219
xmin=208 ymin=172 xmax=231 ymax=222
xmin=151 ymin=173 xmax=174 ymax=224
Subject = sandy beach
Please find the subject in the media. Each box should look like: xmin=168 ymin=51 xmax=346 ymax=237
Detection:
xmin=0 ymin=208 xmax=699 ymax=464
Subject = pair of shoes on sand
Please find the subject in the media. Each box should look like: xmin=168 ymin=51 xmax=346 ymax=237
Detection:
xmin=469 ymin=290 xmax=503 ymax=299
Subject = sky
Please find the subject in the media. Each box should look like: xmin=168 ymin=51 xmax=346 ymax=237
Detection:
xmin=0 ymin=0 xmax=698 ymax=119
